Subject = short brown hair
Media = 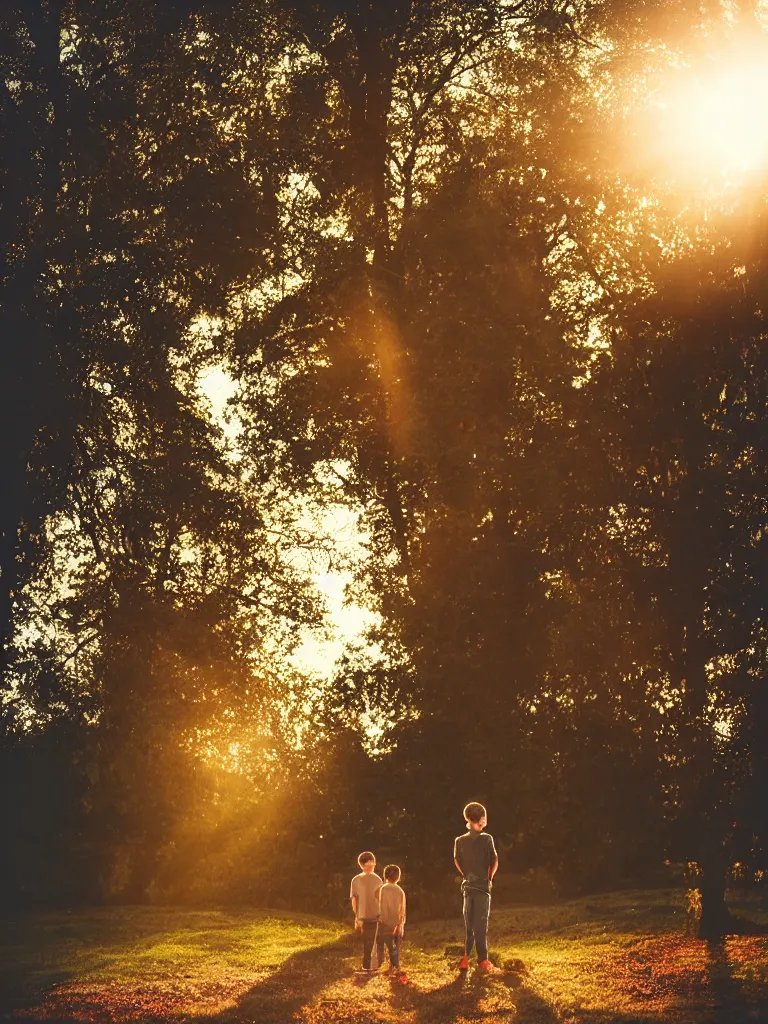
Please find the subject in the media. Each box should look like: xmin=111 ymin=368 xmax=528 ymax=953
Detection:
xmin=463 ymin=802 xmax=486 ymax=823
xmin=358 ymin=851 xmax=375 ymax=867
xmin=384 ymin=864 xmax=401 ymax=882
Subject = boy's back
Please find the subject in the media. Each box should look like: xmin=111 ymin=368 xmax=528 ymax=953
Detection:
xmin=454 ymin=829 xmax=496 ymax=893
xmin=454 ymin=802 xmax=500 ymax=974
xmin=379 ymin=881 xmax=406 ymax=927
xmin=350 ymin=870 xmax=382 ymax=919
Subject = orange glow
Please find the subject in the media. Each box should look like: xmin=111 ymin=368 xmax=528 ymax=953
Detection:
xmin=645 ymin=43 xmax=768 ymax=187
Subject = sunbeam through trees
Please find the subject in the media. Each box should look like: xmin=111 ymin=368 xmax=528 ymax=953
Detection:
xmin=2 ymin=0 xmax=768 ymax=956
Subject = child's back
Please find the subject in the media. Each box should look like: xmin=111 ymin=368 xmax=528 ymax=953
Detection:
xmin=350 ymin=869 xmax=382 ymax=919
xmin=350 ymin=851 xmax=383 ymax=972
xmin=379 ymin=865 xmax=408 ymax=982
xmin=454 ymin=828 xmax=496 ymax=894
xmin=453 ymin=802 xmax=501 ymax=975
xmin=379 ymin=880 xmax=406 ymax=929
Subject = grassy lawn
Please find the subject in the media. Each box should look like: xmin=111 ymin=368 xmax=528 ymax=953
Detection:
xmin=2 ymin=890 xmax=767 ymax=1023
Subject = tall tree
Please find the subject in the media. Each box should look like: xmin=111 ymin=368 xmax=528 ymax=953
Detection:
xmin=574 ymin=230 xmax=768 ymax=933
xmin=1 ymin=0 xmax=326 ymax=901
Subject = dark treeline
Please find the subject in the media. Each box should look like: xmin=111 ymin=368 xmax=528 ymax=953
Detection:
xmin=1 ymin=0 xmax=767 ymax=938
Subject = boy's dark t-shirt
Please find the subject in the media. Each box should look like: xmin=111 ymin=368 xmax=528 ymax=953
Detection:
xmin=454 ymin=830 xmax=497 ymax=894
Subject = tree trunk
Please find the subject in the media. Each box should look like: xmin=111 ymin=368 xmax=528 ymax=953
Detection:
xmin=694 ymin=857 xmax=735 ymax=939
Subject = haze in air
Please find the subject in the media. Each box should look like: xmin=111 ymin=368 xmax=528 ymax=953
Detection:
xmin=2 ymin=1 xmax=768 ymax=1021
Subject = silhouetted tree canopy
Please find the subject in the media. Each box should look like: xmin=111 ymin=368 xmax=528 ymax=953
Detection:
xmin=2 ymin=0 xmax=767 ymax=935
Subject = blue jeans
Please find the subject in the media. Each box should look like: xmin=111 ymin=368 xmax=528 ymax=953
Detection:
xmin=381 ymin=930 xmax=401 ymax=969
xmin=463 ymin=887 xmax=490 ymax=961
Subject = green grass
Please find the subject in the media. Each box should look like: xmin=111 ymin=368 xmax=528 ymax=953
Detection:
xmin=2 ymin=890 xmax=768 ymax=1023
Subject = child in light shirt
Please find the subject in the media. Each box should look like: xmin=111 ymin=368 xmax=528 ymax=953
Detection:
xmin=379 ymin=864 xmax=408 ymax=982
xmin=350 ymin=851 xmax=383 ymax=971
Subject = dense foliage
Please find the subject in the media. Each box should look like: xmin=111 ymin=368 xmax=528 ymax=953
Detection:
xmin=2 ymin=0 xmax=766 ymax=934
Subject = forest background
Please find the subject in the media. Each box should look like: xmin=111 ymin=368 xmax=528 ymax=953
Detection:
xmin=2 ymin=0 xmax=767 ymax=942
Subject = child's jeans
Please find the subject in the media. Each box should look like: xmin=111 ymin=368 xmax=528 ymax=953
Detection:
xmin=361 ymin=919 xmax=382 ymax=969
xmin=381 ymin=929 xmax=401 ymax=969
xmin=463 ymin=887 xmax=491 ymax=961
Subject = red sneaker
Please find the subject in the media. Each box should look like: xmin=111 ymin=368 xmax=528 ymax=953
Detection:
xmin=479 ymin=959 xmax=502 ymax=975
xmin=458 ymin=954 xmax=469 ymax=971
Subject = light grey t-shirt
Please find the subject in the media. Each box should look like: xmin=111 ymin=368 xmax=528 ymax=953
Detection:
xmin=350 ymin=871 xmax=382 ymax=920
xmin=379 ymin=882 xmax=406 ymax=929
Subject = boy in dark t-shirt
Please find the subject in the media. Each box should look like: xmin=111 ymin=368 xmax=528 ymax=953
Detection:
xmin=453 ymin=801 xmax=501 ymax=974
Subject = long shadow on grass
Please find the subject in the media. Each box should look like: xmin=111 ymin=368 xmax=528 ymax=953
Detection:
xmin=390 ymin=968 xmax=560 ymax=1024
xmin=195 ymin=932 xmax=357 ymax=1024
xmin=0 ymin=916 xmax=79 ymax=1018
xmin=707 ymin=937 xmax=768 ymax=1024
xmin=3 ymin=934 xmax=357 ymax=1024
xmin=575 ymin=935 xmax=768 ymax=1024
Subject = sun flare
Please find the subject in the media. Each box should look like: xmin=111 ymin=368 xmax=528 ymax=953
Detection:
xmin=650 ymin=49 xmax=768 ymax=183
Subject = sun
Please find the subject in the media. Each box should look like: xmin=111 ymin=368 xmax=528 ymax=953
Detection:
xmin=646 ymin=46 xmax=768 ymax=185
